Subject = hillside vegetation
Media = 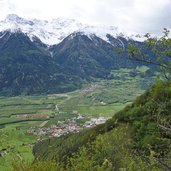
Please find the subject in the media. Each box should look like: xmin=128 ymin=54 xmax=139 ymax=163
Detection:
xmin=14 ymin=81 xmax=170 ymax=171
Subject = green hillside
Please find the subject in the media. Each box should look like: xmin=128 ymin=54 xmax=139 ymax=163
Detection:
xmin=18 ymin=81 xmax=170 ymax=171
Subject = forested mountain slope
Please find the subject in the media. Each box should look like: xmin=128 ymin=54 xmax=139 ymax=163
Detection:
xmin=0 ymin=14 xmax=155 ymax=95
xmin=0 ymin=29 xmax=154 ymax=95
xmin=0 ymin=31 xmax=81 ymax=95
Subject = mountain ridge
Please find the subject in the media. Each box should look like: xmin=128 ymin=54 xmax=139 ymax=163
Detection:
xmin=0 ymin=14 xmax=144 ymax=45
xmin=0 ymin=30 xmax=82 ymax=95
xmin=0 ymin=15 xmax=153 ymax=95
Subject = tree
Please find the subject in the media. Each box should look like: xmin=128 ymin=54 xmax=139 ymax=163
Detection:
xmin=128 ymin=28 xmax=171 ymax=79
xmin=127 ymin=29 xmax=171 ymax=131
xmin=128 ymin=30 xmax=171 ymax=170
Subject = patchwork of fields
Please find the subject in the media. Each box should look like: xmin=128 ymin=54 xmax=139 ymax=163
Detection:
xmin=0 ymin=67 xmax=155 ymax=170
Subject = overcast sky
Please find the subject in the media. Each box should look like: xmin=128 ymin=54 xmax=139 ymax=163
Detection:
xmin=0 ymin=0 xmax=171 ymax=35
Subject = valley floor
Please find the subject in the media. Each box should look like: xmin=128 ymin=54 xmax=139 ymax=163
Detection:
xmin=0 ymin=70 xmax=154 ymax=170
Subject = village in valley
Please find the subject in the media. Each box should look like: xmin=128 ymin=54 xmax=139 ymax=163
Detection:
xmin=27 ymin=114 xmax=108 ymax=138
xmin=0 ymin=84 xmax=111 ymax=162
xmin=26 ymin=85 xmax=108 ymax=138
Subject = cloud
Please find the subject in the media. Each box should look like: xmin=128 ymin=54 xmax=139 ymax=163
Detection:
xmin=0 ymin=0 xmax=171 ymax=35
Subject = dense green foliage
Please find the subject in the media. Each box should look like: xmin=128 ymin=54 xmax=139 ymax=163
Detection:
xmin=128 ymin=29 xmax=171 ymax=79
xmin=29 ymin=81 xmax=170 ymax=171
xmin=115 ymin=81 xmax=171 ymax=168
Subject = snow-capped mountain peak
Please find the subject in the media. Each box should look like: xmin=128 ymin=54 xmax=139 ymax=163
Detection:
xmin=5 ymin=14 xmax=21 ymax=21
xmin=0 ymin=14 xmax=144 ymax=45
xmin=5 ymin=14 xmax=34 ymax=26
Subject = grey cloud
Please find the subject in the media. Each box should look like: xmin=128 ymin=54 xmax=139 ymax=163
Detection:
xmin=0 ymin=0 xmax=171 ymax=35
xmin=84 ymin=0 xmax=171 ymax=35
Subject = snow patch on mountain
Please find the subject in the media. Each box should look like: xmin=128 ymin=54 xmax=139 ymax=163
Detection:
xmin=0 ymin=14 xmax=144 ymax=45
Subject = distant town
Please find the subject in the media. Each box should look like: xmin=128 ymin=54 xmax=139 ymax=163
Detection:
xmin=27 ymin=114 xmax=108 ymax=138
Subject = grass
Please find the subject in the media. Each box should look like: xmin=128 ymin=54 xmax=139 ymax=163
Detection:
xmin=58 ymin=68 xmax=154 ymax=117
xmin=0 ymin=123 xmax=39 ymax=171
xmin=73 ymin=103 xmax=126 ymax=117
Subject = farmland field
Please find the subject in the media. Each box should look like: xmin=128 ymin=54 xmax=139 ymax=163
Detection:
xmin=0 ymin=67 xmax=155 ymax=170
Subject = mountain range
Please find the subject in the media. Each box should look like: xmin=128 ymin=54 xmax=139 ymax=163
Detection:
xmin=0 ymin=14 xmax=150 ymax=95
xmin=0 ymin=14 xmax=144 ymax=45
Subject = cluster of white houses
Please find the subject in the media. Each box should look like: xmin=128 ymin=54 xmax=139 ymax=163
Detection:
xmin=28 ymin=122 xmax=81 ymax=137
xmin=27 ymin=116 xmax=108 ymax=137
